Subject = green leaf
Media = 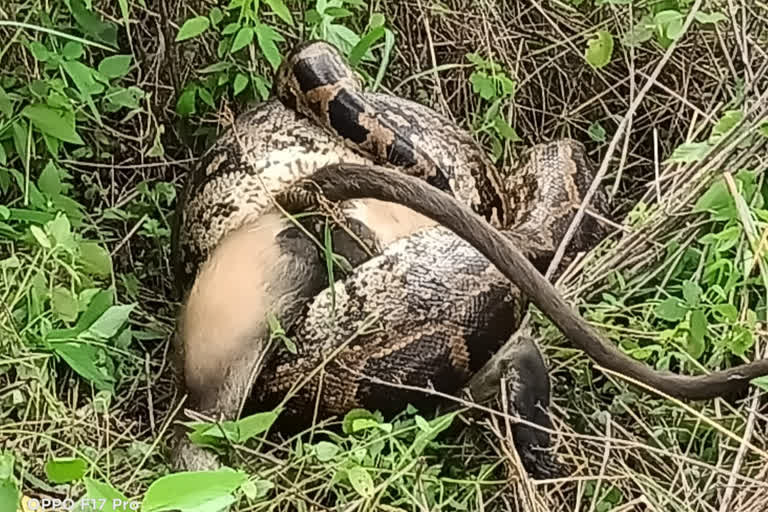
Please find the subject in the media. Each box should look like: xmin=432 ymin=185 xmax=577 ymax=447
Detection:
xmin=176 ymin=85 xmax=197 ymax=117
xmin=687 ymin=309 xmax=708 ymax=358
xmin=370 ymin=13 xmax=386 ymax=29
xmin=70 ymin=0 xmax=118 ymax=47
xmin=343 ymin=409 xmax=379 ymax=434
xmin=712 ymin=303 xmax=738 ymax=322
xmin=199 ymin=61 xmax=233 ymax=73
xmin=235 ymin=410 xmax=279 ymax=442
xmin=222 ymin=22 xmax=240 ymax=35
xmin=710 ymin=110 xmax=743 ymax=141
xmin=52 ymin=342 xmax=115 ymax=391
xmin=38 ymin=161 xmax=62 ymax=196
xmin=81 ymin=478 xmax=129 ymax=511
xmin=0 ymin=86 xmax=13 ymax=118
xmin=587 ymin=121 xmax=606 ymax=142
xmin=264 ymin=0 xmax=294 ymax=26
xmin=98 ymin=55 xmax=133 ymax=79
xmin=209 ymin=7 xmax=224 ymax=26
xmin=682 ymin=280 xmax=702 ymax=307
xmin=759 ymin=121 xmax=768 ymax=138
xmin=694 ymin=11 xmax=727 ymax=24
xmin=0 ymin=479 xmax=19 ymax=512
xmin=74 ymin=289 xmax=114 ymax=333
xmin=62 ymin=41 xmax=84 ymax=60
xmin=693 ymin=179 xmax=731 ymax=213
xmin=29 ymin=41 xmax=50 ymax=61
xmin=230 ymin=27 xmax=254 ymax=53
xmin=313 ymin=441 xmax=340 ymax=462
xmin=21 ymin=104 xmax=83 ymax=144
xmin=176 ymin=16 xmax=210 ymax=42
xmin=469 ymin=72 xmax=495 ymax=101
xmin=30 ymin=225 xmax=51 ymax=249
xmin=255 ymin=24 xmax=282 ymax=71
xmin=655 ymin=298 xmax=687 ymax=322
xmin=665 ymin=141 xmax=711 ymax=163
xmin=240 ymin=479 xmax=274 ymax=500
xmin=585 ymin=30 xmax=614 ymax=69
xmin=52 ymin=287 xmax=79 ymax=322
xmin=87 ymin=304 xmax=134 ymax=339
xmin=349 ymin=26 xmax=385 ymax=67
xmin=233 ymin=74 xmax=248 ymax=96
xmin=141 ymin=469 xmax=247 ymax=512
xmin=80 ymin=242 xmax=113 ymax=277
xmin=45 ymin=457 xmax=87 ymax=484
xmin=493 ymin=116 xmax=521 ymax=142
xmin=347 ymin=466 xmax=373 ymax=498
xmin=730 ymin=326 xmax=754 ymax=357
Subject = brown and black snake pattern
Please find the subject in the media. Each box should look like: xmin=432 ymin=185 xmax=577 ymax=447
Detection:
xmin=170 ymin=40 xmax=768 ymax=479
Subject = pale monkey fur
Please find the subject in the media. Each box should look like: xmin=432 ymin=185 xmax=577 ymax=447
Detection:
xmin=174 ymin=199 xmax=434 ymax=469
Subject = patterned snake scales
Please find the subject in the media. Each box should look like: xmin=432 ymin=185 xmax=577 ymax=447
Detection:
xmin=169 ymin=41 xmax=768 ymax=478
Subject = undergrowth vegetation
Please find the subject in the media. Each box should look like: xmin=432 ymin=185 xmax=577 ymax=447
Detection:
xmin=0 ymin=0 xmax=767 ymax=511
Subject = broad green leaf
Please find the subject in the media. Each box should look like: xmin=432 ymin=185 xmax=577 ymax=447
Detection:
xmin=30 ymin=225 xmax=51 ymax=249
xmin=176 ymin=16 xmax=210 ymax=42
xmin=79 ymin=478 xmax=129 ymax=512
xmin=74 ymin=289 xmax=113 ymax=332
xmin=313 ymin=441 xmax=340 ymax=462
xmin=255 ymin=24 xmax=282 ymax=71
xmin=98 ymin=55 xmax=132 ymax=79
xmin=730 ymin=326 xmax=754 ymax=357
xmin=80 ymin=242 xmax=113 ymax=277
xmin=21 ymin=104 xmax=83 ymax=144
xmin=199 ymin=61 xmax=233 ymax=73
xmin=87 ymin=304 xmax=134 ymax=339
xmin=587 ymin=121 xmax=606 ymax=142
xmin=52 ymin=287 xmax=79 ymax=322
xmin=38 ymin=161 xmax=62 ymax=196
xmin=235 ymin=410 xmax=279 ymax=441
xmin=347 ymin=466 xmax=373 ymax=498
xmin=712 ymin=303 xmax=738 ymax=322
xmin=0 ymin=86 xmax=12 ymax=118
xmin=370 ymin=13 xmax=386 ymax=29
xmin=45 ymin=458 xmax=87 ymax=484
xmin=222 ymin=22 xmax=240 ymax=35
xmin=655 ymin=298 xmax=687 ymax=322
xmin=710 ymin=110 xmax=743 ymax=141
xmin=693 ymin=179 xmax=731 ymax=213
xmin=493 ymin=116 xmax=521 ymax=141
xmin=682 ymin=280 xmax=702 ymax=307
xmin=176 ymin=85 xmax=197 ymax=117
xmin=412 ymin=411 xmax=456 ymax=455
xmin=469 ymin=72 xmax=495 ymax=101
xmin=0 ymin=479 xmax=18 ymax=512
xmin=209 ymin=7 xmax=224 ymax=26
xmin=665 ymin=142 xmax=711 ymax=163
xmin=585 ymin=30 xmax=613 ymax=69
xmin=70 ymin=0 xmax=118 ymax=46
xmin=348 ymin=26 xmax=385 ymax=67
xmin=343 ymin=409 xmax=379 ymax=434
xmin=688 ymin=310 xmax=707 ymax=356
xmin=264 ymin=0 xmax=294 ymax=26
xmin=51 ymin=341 xmax=115 ymax=391
xmin=230 ymin=27 xmax=254 ymax=53
xmin=240 ymin=480 xmax=274 ymax=500
xmin=141 ymin=469 xmax=247 ymax=512
xmin=29 ymin=41 xmax=50 ymax=61
xmin=695 ymin=11 xmax=727 ymax=24
xmin=62 ymin=41 xmax=84 ymax=60
xmin=233 ymin=73 xmax=248 ymax=96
